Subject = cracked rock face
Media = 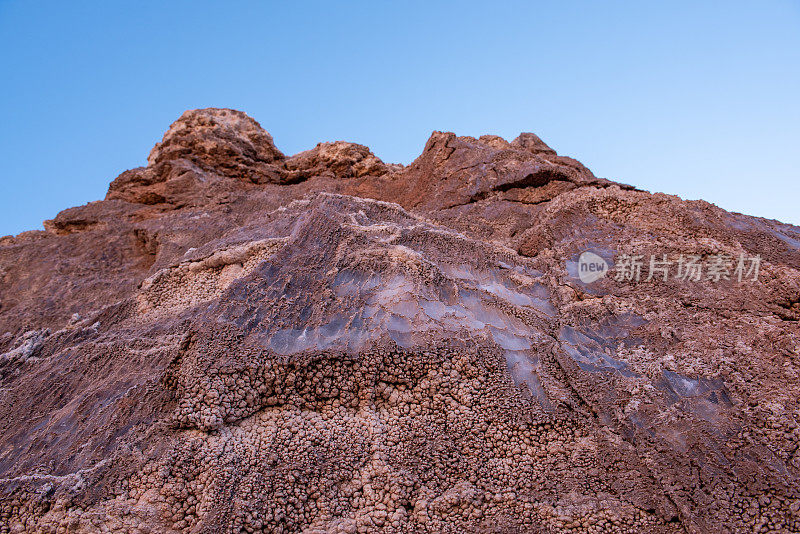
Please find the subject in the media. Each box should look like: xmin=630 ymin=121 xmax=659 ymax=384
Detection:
xmin=1 ymin=108 xmax=800 ymax=533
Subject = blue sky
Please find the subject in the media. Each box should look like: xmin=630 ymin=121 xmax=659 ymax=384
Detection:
xmin=1 ymin=1 xmax=798 ymax=236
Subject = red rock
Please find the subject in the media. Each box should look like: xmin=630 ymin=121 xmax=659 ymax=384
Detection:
xmin=1 ymin=108 xmax=798 ymax=533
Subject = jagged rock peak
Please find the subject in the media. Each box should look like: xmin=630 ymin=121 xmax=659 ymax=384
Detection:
xmin=284 ymin=141 xmax=391 ymax=181
xmin=96 ymin=109 xmax=614 ymax=229
xmin=147 ymin=107 xmax=285 ymax=168
xmin=511 ymin=132 xmax=557 ymax=155
xmin=105 ymin=109 xmax=399 ymax=205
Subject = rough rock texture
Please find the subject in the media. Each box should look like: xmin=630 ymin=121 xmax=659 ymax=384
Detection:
xmin=1 ymin=108 xmax=799 ymax=533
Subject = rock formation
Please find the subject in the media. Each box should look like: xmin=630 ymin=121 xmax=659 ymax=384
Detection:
xmin=1 ymin=108 xmax=799 ymax=533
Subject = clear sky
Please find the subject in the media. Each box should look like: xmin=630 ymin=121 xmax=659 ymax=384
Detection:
xmin=1 ymin=1 xmax=798 ymax=236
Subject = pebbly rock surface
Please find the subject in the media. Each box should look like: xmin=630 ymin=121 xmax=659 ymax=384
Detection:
xmin=1 ymin=108 xmax=799 ymax=533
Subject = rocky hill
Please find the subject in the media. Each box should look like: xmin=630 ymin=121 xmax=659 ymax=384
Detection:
xmin=1 ymin=108 xmax=799 ymax=533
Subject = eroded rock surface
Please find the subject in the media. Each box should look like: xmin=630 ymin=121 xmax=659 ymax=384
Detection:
xmin=1 ymin=108 xmax=799 ymax=533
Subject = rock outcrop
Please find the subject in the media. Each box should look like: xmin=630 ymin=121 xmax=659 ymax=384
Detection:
xmin=1 ymin=108 xmax=799 ymax=533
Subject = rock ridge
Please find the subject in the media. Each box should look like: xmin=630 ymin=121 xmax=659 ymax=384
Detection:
xmin=0 ymin=108 xmax=799 ymax=533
